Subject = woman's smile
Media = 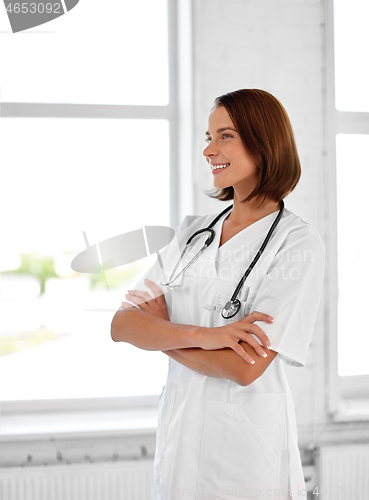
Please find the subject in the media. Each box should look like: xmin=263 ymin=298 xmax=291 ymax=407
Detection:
xmin=210 ymin=162 xmax=231 ymax=174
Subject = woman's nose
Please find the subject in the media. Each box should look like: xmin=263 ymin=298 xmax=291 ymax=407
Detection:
xmin=203 ymin=141 xmax=217 ymax=159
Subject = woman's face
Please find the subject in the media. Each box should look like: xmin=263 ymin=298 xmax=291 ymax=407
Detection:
xmin=203 ymin=105 xmax=259 ymax=192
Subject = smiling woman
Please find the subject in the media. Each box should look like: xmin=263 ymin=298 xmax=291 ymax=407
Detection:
xmin=204 ymin=106 xmax=262 ymax=206
xmin=204 ymin=89 xmax=301 ymax=211
xmin=113 ymin=88 xmax=325 ymax=500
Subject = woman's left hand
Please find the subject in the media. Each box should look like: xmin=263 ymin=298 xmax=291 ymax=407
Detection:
xmin=121 ymin=278 xmax=171 ymax=321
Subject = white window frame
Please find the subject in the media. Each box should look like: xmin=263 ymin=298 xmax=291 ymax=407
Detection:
xmin=0 ymin=0 xmax=194 ymax=422
xmin=325 ymin=0 xmax=369 ymax=421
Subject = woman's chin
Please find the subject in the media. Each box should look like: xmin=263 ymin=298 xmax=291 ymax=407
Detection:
xmin=213 ymin=181 xmax=232 ymax=190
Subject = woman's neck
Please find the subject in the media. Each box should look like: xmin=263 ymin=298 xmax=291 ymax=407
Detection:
xmin=226 ymin=197 xmax=281 ymax=226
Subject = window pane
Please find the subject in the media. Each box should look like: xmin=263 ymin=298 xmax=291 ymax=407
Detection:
xmin=0 ymin=0 xmax=168 ymax=105
xmin=0 ymin=118 xmax=170 ymax=401
xmin=336 ymin=134 xmax=369 ymax=376
xmin=334 ymin=0 xmax=369 ymax=112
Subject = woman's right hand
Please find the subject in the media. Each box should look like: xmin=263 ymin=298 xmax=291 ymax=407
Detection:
xmin=196 ymin=311 xmax=273 ymax=364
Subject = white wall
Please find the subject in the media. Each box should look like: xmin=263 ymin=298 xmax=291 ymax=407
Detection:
xmin=190 ymin=0 xmax=328 ymax=450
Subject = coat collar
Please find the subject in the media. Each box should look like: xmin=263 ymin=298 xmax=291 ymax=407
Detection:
xmin=206 ymin=207 xmax=283 ymax=266
xmin=174 ymin=207 xmax=289 ymax=281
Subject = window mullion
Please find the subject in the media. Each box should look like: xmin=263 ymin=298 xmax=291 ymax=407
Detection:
xmin=1 ymin=103 xmax=171 ymax=120
xmin=336 ymin=111 xmax=369 ymax=135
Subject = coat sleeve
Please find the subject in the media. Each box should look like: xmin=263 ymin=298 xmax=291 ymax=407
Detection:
xmin=248 ymin=226 xmax=325 ymax=367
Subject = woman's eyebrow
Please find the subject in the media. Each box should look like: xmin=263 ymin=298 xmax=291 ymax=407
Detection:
xmin=205 ymin=127 xmax=237 ymax=136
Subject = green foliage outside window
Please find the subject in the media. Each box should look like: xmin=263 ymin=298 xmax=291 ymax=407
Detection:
xmin=2 ymin=252 xmax=143 ymax=294
xmin=2 ymin=253 xmax=57 ymax=294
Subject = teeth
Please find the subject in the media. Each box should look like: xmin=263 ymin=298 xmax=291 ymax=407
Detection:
xmin=211 ymin=163 xmax=230 ymax=170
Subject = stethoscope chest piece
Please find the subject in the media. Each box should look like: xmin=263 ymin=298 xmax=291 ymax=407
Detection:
xmin=221 ymin=299 xmax=241 ymax=319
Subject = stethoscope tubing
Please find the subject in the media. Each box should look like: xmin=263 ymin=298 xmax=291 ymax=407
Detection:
xmin=162 ymin=240 xmax=209 ymax=287
xmin=230 ymin=199 xmax=284 ymax=302
xmin=160 ymin=200 xmax=285 ymax=318
xmin=161 ymin=204 xmax=234 ymax=287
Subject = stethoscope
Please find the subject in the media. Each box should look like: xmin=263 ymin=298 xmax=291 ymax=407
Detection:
xmin=160 ymin=199 xmax=285 ymax=319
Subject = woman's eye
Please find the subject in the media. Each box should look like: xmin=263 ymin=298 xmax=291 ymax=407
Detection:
xmin=204 ymin=134 xmax=232 ymax=143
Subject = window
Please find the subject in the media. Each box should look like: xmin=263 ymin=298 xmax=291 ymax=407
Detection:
xmin=0 ymin=0 xmax=184 ymax=412
xmin=325 ymin=0 xmax=369 ymax=418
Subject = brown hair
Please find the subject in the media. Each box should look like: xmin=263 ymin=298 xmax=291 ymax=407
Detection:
xmin=204 ymin=89 xmax=301 ymax=209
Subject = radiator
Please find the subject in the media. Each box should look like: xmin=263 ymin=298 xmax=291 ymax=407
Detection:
xmin=0 ymin=459 xmax=154 ymax=500
xmin=318 ymin=444 xmax=369 ymax=499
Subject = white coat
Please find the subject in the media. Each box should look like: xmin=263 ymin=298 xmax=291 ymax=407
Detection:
xmin=124 ymin=205 xmax=325 ymax=500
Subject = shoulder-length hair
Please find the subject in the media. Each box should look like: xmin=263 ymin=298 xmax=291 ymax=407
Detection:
xmin=204 ymin=89 xmax=301 ymax=209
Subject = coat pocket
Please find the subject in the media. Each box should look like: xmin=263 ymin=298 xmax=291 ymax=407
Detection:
xmin=196 ymin=399 xmax=280 ymax=499
xmin=153 ymin=386 xmax=177 ymax=482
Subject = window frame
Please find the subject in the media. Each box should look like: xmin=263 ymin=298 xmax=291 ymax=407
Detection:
xmin=325 ymin=0 xmax=369 ymax=421
xmin=0 ymin=0 xmax=194 ymax=418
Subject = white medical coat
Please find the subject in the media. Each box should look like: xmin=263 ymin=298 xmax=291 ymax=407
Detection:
xmin=124 ymin=206 xmax=325 ymax=500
